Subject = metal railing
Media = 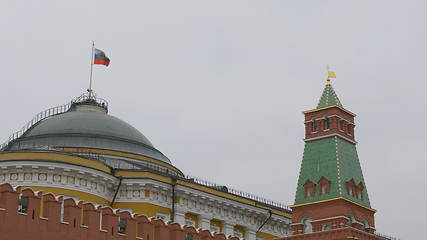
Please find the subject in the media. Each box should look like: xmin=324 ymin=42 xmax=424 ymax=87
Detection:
xmin=0 ymin=103 xmax=72 ymax=151
xmin=0 ymin=93 xmax=109 ymax=151
xmin=185 ymin=174 xmax=291 ymax=212
xmin=71 ymin=92 xmax=108 ymax=110
xmin=375 ymin=232 xmax=400 ymax=240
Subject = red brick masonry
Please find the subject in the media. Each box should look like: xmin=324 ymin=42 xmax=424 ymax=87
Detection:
xmin=0 ymin=183 xmax=240 ymax=240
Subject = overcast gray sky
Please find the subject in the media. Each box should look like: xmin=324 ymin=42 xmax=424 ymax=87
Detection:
xmin=1 ymin=1 xmax=425 ymax=239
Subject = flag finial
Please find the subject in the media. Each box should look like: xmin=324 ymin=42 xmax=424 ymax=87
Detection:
xmin=326 ymin=65 xmax=336 ymax=85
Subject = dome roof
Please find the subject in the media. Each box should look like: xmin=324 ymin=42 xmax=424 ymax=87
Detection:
xmin=10 ymin=100 xmax=171 ymax=164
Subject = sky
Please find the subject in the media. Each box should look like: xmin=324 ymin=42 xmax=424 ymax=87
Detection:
xmin=1 ymin=1 xmax=425 ymax=239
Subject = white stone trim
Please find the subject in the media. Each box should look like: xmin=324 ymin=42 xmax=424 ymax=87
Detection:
xmin=311 ymin=216 xmax=349 ymax=223
xmin=0 ymin=161 xmax=118 ymax=202
xmin=305 ymin=115 xmax=354 ymax=125
xmin=304 ymin=133 xmax=357 ymax=144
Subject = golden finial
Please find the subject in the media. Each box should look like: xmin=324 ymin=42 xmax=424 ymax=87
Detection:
xmin=326 ymin=65 xmax=336 ymax=85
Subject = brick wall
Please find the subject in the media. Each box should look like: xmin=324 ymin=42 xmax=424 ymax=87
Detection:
xmin=0 ymin=183 xmax=240 ymax=240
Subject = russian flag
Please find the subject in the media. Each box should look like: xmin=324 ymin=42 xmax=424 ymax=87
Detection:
xmin=94 ymin=48 xmax=110 ymax=66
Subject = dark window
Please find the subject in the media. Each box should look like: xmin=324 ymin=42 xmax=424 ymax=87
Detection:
xmin=185 ymin=233 xmax=193 ymax=240
xmin=18 ymin=195 xmax=29 ymax=213
xmin=312 ymin=119 xmax=317 ymax=132
xmin=322 ymin=224 xmax=330 ymax=231
xmin=118 ymin=218 xmax=127 ymax=234
xmin=325 ymin=116 xmax=330 ymax=130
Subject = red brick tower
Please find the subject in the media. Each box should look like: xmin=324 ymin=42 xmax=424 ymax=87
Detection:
xmin=279 ymin=75 xmax=382 ymax=240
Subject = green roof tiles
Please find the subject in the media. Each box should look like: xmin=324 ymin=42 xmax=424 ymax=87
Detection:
xmin=317 ymin=84 xmax=343 ymax=108
xmin=294 ymin=137 xmax=371 ymax=208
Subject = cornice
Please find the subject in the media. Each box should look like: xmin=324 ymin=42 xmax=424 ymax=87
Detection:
xmin=302 ymin=105 xmax=356 ymax=117
xmin=290 ymin=197 xmax=376 ymax=212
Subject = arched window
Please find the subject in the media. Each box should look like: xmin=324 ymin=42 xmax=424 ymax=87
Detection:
xmin=362 ymin=220 xmax=369 ymax=231
xmin=304 ymin=181 xmax=316 ymax=198
xmin=302 ymin=217 xmax=312 ymax=233
xmin=324 ymin=116 xmax=330 ymax=130
xmin=357 ymin=183 xmax=364 ymax=200
xmin=346 ymin=179 xmax=356 ymax=197
xmin=318 ymin=177 xmax=330 ymax=195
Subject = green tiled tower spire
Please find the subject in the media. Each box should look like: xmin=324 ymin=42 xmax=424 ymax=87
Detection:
xmin=316 ymin=83 xmax=342 ymax=108
xmin=294 ymin=82 xmax=371 ymax=208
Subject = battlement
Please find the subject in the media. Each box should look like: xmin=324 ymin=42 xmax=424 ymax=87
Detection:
xmin=0 ymin=183 xmax=241 ymax=240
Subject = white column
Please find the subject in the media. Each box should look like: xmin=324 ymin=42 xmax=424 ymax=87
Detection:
xmin=223 ymin=223 xmax=234 ymax=237
xmin=246 ymin=229 xmax=256 ymax=240
xmin=200 ymin=216 xmax=211 ymax=230
xmin=174 ymin=210 xmax=186 ymax=226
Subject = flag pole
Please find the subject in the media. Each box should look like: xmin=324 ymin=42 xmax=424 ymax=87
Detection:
xmin=326 ymin=64 xmax=331 ymax=85
xmin=88 ymin=41 xmax=95 ymax=97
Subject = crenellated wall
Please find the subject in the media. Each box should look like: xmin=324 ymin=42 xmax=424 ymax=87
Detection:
xmin=0 ymin=183 xmax=243 ymax=240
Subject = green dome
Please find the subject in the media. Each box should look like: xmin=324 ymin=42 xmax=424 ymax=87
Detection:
xmin=9 ymin=100 xmax=171 ymax=164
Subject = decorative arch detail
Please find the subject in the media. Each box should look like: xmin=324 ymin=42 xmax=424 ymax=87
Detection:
xmin=356 ymin=182 xmax=364 ymax=200
xmin=303 ymin=180 xmax=316 ymax=198
xmin=317 ymin=177 xmax=330 ymax=195
xmin=301 ymin=217 xmax=312 ymax=233
xmin=346 ymin=179 xmax=356 ymax=197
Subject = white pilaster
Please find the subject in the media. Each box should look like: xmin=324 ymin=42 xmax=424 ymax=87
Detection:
xmin=200 ymin=216 xmax=211 ymax=230
xmin=174 ymin=210 xmax=186 ymax=226
xmin=246 ymin=229 xmax=256 ymax=240
xmin=223 ymin=223 xmax=234 ymax=237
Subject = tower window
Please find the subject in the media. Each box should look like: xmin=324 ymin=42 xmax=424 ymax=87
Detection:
xmin=322 ymin=224 xmax=330 ymax=231
xmin=318 ymin=177 xmax=330 ymax=195
xmin=339 ymin=120 xmax=344 ymax=131
xmin=347 ymin=215 xmax=355 ymax=227
xmin=346 ymin=180 xmax=356 ymax=197
xmin=362 ymin=220 xmax=369 ymax=232
xmin=321 ymin=185 xmax=327 ymax=194
xmin=357 ymin=183 xmax=364 ymax=200
xmin=302 ymin=217 xmax=312 ymax=233
xmin=304 ymin=181 xmax=316 ymax=198
xmin=312 ymin=119 xmax=317 ymax=132
xmin=324 ymin=116 xmax=330 ymax=130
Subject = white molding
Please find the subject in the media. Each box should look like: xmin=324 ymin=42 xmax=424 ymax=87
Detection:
xmin=311 ymin=216 xmax=349 ymax=223
xmin=304 ymin=133 xmax=357 ymax=144
xmin=305 ymin=115 xmax=354 ymax=125
xmin=0 ymin=161 xmax=118 ymax=201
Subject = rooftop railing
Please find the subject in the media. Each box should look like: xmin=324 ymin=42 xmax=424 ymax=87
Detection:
xmin=185 ymin=174 xmax=291 ymax=212
xmin=0 ymin=93 xmax=108 ymax=152
xmin=0 ymin=103 xmax=72 ymax=151
xmin=375 ymin=232 xmax=401 ymax=240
